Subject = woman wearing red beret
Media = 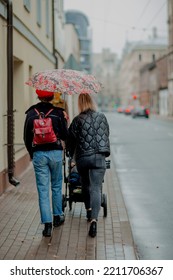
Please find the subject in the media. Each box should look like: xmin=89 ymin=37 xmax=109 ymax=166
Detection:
xmin=24 ymin=90 xmax=68 ymax=237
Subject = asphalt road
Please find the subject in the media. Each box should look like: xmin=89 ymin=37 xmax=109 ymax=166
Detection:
xmin=106 ymin=112 xmax=173 ymax=260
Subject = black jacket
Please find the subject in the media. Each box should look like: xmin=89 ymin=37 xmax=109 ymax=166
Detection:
xmin=24 ymin=102 xmax=68 ymax=159
xmin=67 ymin=109 xmax=110 ymax=160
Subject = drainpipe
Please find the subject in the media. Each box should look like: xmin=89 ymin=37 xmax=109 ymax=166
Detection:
xmin=52 ymin=0 xmax=58 ymax=68
xmin=6 ymin=0 xmax=20 ymax=186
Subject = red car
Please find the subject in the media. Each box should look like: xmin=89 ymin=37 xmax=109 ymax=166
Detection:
xmin=124 ymin=105 xmax=134 ymax=115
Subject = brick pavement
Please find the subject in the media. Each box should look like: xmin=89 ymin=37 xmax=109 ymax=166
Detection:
xmin=0 ymin=155 xmax=137 ymax=260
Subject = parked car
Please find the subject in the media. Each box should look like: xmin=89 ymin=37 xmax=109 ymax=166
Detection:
xmin=124 ymin=105 xmax=134 ymax=115
xmin=132 ymin=106 xmax=150 ymax=118
xmin=117 ymin=105 xmax=126 ymax=113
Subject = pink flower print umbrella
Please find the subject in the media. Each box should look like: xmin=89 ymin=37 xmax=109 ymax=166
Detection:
xmin=25 ymin=69 xmax=102 ymax=94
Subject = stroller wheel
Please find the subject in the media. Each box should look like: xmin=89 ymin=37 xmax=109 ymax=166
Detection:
xmin=62 ymin=194 xmax=67 ymax=212
xmin=101 ymin=193 xmax=107 ymax=217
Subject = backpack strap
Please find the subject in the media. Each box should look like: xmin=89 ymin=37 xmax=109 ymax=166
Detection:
xmin=34 ymin=108 xmax=53 ymax=118
xmin=45 ymin=109 xmax=54 ymax=117
xmin=34 ymin=108 xmax=40 ymax=116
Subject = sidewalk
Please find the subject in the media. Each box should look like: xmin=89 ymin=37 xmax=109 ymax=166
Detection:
xmin=151 ymin=113 xmax=173 ymax=122
xmin=0 ymin=155 xmax=137 ymax=260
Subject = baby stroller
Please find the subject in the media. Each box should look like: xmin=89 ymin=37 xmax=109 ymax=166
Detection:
xmin=62 ymin=155 xmax=110 ymax=218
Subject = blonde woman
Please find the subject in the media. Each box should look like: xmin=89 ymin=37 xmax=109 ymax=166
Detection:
xmin=67 ymin=93 xmax=110 ymax=237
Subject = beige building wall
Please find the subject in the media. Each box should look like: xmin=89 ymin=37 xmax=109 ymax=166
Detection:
xmin=0 ymin=15 xmax=7 ymax=173
xmin=0 ymin=0 xmax=81 ymax=193
xmin=65 ymin=24 xmax=80 ymax=62
xmin=0 ymin=0 xmax=56 ymax=193
xmin=13 ymin=0 xmax=53 ymax=53
xmin=54 ymin=0 xmax=65 ymax=68
xmin=64 ymin=24 xmax=81 ymax=120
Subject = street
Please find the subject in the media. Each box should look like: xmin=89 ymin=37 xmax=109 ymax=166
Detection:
xmin=106 ymin=112 xmax=173 ymax=260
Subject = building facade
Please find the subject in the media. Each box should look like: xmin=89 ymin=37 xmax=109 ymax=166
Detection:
xmin=118 ymin=31 xmax=167 ymax=106
xmin=54 ymin=0 xmax=66 ymax=68
xmin=64 ymin=23 xmax=81 ymax=119
xmin=139 ymin=0 xmax=173 ymax=116
xmin=124 ymin=53 xmax=169 ymax=115
xmin=65 ymin=10 xmax=92 ymax=73
xmin=0 ymin=0 xmax=68 ymax=194
xmin=92 ymin=49 xmax=119 ymax=110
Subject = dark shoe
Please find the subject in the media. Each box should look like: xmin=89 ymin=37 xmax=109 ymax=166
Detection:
xmin=53 ymin=215 xmax=65 ymax=227
xmin=42 ymin=223 xmax=52 ymax=237
xmin=89 ymin=221 xmax=97 ymax=237
xmin=86 ymin=209 xmax=92 ymax=222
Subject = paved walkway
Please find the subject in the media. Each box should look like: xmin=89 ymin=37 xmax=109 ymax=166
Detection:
xmin=0 ymin=155 xmax=137 ymax=260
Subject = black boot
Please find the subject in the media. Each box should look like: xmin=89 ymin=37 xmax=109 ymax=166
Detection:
xmin=89 ymin=221 xmax=97 ymax=237
xmin=53 ymin=215 xmax=65 ymax=227
xmin=42 ymin=223 xmax=52 ymax=237
xmin=86 ymin=209 xmax=92 ymax=222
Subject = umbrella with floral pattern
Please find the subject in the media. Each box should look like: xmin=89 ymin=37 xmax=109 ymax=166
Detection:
xmin=25 ymin=69 xmax=102 ymax=94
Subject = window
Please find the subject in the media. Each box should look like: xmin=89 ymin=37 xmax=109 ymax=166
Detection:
xmin=152 ymin=54 xmax=155 ymax=62
xmin=37 ymin=0 xmax=42 ymax=27
xmin=23 ymin=0 xmax=31 ymax=12
xmin=139 ymin=54 xmax=142 ymax=61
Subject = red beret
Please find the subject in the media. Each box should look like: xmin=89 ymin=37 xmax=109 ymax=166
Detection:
xmin=36 ymin=89 xmax=54 ymax=97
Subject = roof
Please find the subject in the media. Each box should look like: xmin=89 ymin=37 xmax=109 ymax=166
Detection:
xmin=123 ymin=36 xmax=168 ymax=55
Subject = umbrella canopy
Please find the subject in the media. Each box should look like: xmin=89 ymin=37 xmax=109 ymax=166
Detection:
xmin=25 ymin=69 xmax=102 ymax=95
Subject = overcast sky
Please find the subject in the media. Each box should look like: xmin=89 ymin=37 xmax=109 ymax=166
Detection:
xmin=64 ymin=0 xmax=168 ymax=57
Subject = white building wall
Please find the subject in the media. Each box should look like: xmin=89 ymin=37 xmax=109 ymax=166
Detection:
xmin=168 ymin=80 xmax=173 ymax=115
xmin=159 ymin=89 xmax=169 ymax=116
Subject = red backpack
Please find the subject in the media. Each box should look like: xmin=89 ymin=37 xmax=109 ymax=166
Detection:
xmin=33 ymin=108 xmax=57 ymax=145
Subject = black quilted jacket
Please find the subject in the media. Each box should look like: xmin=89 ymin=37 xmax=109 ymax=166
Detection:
xmin=67 ymin=109 xmax=110 ymax=160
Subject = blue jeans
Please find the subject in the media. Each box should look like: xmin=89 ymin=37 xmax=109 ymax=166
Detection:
xmin=32 ymin=150 xmax=63 ymax=223
xmin=76 ymin=154 xmax=106 ymax=220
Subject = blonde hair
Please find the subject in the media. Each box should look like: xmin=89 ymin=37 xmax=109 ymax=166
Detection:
xmin=78 ymin=93 xmax=97 ymax=113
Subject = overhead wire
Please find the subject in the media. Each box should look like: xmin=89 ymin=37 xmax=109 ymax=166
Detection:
xmin=146 ymin=1 xmax=167 ymax=28
xmin=87 ymin=0 xmax=167 ymax=35
xmin=139 ymin=1 xmax=167 ymax=41
xmin=134 ymin=0 xmax=152 ymax=26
